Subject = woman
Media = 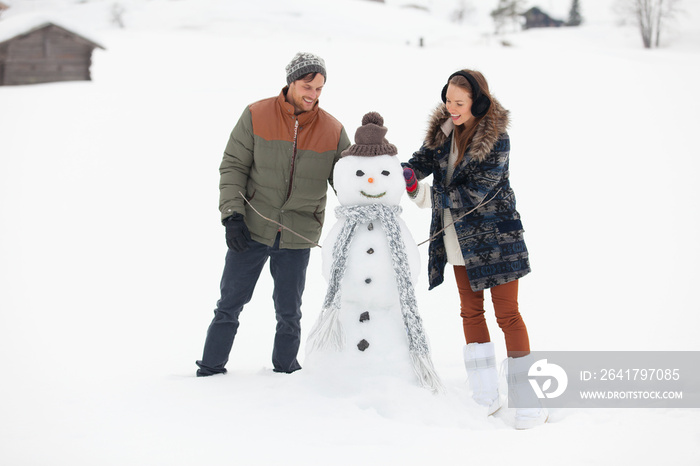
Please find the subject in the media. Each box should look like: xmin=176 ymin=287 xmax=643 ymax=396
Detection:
xmin=402 ymin=69 xmax=546 ymax=429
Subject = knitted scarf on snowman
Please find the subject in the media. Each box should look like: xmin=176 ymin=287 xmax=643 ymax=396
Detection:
xmin=307 ymin=203 xmax=443 ymax=393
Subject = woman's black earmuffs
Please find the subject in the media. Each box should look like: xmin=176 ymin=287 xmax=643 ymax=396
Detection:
xmin=441 ymin=71 xmax=491 ymax=118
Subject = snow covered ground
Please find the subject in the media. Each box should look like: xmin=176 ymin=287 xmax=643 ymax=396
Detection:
xmin=1 ymin=0 xmax=699 ymax=464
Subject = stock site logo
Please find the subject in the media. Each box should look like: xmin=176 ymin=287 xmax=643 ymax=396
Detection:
xmin=528 ymin=359 xmax=568 ymax=399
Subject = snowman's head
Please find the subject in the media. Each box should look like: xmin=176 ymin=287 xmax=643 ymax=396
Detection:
xmin=333 ymin=154 xmax=405 ymax=206
xmin=335 ymin=112 xmax=404 ymax=206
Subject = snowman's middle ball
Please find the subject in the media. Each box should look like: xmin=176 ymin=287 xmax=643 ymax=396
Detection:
xmin=333 ymin=155 xmax=406 ymax=206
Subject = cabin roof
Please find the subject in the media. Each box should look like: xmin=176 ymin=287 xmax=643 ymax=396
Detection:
xmin=0 ymin=16 xmax=105 ymax=49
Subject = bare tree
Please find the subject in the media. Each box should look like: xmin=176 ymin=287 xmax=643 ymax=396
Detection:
xmin=111 ymin=3 xmax=126 ymax=29
xmin=491 ymin=0 xmax=526 ymax=34
xmin=616 ymin=0 xmax=682 ymax=48
xmin=451 ymin=0 xmax=476 ymax=24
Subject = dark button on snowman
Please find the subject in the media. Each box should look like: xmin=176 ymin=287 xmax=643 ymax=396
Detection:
xmin=306 ymin=112 xmax=442 ymax=392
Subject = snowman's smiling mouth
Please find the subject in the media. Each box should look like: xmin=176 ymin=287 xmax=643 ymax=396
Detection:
xmin=361 ymin=191 xmax=386 ymax=199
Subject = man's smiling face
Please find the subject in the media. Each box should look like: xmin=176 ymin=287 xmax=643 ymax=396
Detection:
xmin=286 ymin=73 xmax=325 ymax=115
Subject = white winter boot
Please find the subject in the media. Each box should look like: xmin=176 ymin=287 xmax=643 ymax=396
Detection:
xmin=463 ymin=343 xmax=501 ymax=415
xmin=507 ymin=354 xmax=548 ymax=429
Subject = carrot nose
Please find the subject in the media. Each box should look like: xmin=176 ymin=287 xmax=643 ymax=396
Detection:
xmin=368 ymin=178 xmax=374 ymax=183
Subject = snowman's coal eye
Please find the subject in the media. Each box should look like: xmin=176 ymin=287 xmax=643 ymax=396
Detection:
xmin=381 ymin=170 xmax=390 ymax=176
xmin=356 ymin=170 xmax=365 ymax=176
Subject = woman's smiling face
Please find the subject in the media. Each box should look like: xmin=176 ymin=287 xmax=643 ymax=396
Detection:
xmin=444 ymin=83 xmax=474 ymax=127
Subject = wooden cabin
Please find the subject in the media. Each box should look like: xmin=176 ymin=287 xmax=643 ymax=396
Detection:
xmin=0 ymin=21 xmax=104 ymax=86
xmin=522 ymin=7 xmax=564 ymax=30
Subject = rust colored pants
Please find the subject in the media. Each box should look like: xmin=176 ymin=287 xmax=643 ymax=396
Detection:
xmin=454 ymin=266 xmax=530 ymax=358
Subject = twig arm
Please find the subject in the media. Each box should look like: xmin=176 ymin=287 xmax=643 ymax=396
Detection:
xmin=239 ymin=191 xmax=322 ymax=248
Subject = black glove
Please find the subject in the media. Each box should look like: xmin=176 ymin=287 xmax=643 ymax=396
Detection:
xmin=224 ymin=213 xmax=251 ymax=252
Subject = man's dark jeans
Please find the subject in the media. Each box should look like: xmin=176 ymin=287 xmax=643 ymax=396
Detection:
xmin=196 ymin=235 xmax=310 ymax=376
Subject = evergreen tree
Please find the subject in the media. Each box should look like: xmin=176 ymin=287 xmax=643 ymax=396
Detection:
xmin=567 ymin=0 xmax=583 ymax=26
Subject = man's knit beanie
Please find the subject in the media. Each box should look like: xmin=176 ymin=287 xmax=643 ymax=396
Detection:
xmin=286 ymin=52 xmax=327 ymax=85
xmin=341 ymin=112 xmax=398 ymax=157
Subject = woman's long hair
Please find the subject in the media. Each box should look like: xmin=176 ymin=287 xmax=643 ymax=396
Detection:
xmin=449 ymin=69 xmax=492 ymax=166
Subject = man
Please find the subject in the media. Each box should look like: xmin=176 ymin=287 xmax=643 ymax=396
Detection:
xmin=196 ymin=52 xmax=351 ymax=376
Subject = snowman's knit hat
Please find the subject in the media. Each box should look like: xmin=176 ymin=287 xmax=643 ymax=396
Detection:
xmin=341 ymin=112 xmax=398 ymax=157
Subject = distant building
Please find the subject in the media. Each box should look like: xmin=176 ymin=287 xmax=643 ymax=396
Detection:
xmin=522 ymin=7 xmax=564 ymax=30
xmin=0 ymin=21 xmax=104 ymax=86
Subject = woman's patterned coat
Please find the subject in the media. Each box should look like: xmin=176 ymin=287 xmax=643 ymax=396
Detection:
xmin=404 ymin=99 xmax=530 ymax=291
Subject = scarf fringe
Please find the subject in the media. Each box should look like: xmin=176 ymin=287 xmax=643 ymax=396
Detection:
xmin=306 ymin=305 xmax=345 ymax=354
xmin=410 ymin=352 xmax=444 ymax=394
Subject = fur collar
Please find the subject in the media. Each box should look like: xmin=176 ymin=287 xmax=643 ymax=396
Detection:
xmin=423 ymin=97 xmax=509 ymax=163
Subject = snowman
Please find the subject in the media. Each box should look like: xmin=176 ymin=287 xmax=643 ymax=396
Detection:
xmin=306 ymin=112 xmax=442 ymax=393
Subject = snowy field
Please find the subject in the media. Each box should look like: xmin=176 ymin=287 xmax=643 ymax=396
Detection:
xmin=1 ymin=0 xmax=700 ymax=464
